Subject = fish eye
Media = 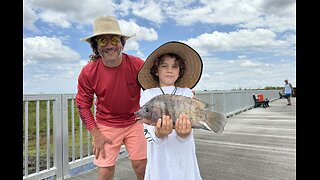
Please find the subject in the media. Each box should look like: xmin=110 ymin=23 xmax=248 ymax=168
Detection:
xmin=145 ymin=107 xmax=149 ymax=112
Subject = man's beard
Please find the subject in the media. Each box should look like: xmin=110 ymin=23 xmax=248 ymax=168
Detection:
xmin=99 ymin=47 xmax=122 ymax=60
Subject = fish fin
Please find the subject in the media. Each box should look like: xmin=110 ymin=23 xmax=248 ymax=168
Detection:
xmin=192 ymin=98 xmax=207 ymax=109
xmin=205 ymin=111 xmax=227 ymax=133
xmin=202 ymin=122 xmax=214 ymax=131
xmin=204 ymin=104 xmax=214 ymax=111
xmin=192 ymin=122 xmax=214 ymax=131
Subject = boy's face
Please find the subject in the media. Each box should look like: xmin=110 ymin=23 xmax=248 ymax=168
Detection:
xmin=157 ymin=57 xmax=180 ymax=87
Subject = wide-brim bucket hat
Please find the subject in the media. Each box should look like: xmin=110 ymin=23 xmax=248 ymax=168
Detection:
xmin=138 ymin=41 xmax=203 ymax=90
xmin=80 ymin=16 xmax=135 ymax=44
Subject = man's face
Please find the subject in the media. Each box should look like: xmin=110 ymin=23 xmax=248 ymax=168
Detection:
xmin=96 ymin=34 xmax=123 ymax=62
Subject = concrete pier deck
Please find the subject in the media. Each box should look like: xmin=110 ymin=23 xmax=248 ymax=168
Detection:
xmin=68 ymin=97 xmax=296 ymax=180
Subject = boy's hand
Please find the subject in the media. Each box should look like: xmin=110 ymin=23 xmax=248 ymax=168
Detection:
xmin=175 ymin=114 xmax=192 ymax=138
xmin=155 ymin=115 xmax=173 ymax=138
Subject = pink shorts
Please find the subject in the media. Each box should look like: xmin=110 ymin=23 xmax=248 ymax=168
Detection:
xmin=93 ymin=122 xmax=147 ymax=167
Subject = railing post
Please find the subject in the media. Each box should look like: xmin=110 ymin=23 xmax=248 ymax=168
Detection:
xmin=53 ymin=95 xmax=63 ymax=179
xmin=222 ymin=92 xmax=227 ymax=114
xmin=62 ymin=94 xmax=71 ymax=179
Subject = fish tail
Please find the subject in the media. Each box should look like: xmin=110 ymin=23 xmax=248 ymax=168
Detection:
xmin=205 ymin=111 xmax=227 ymax=133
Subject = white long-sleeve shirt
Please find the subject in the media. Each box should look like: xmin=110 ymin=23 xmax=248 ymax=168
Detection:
xmin=140 ymin=86 xmax=202 ymax=180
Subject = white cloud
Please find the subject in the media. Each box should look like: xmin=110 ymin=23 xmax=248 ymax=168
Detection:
xmin=193 ymin=58 xmax=296 ymax=91
xmin=23 ymin=0 xmax=296 ymax=93
xmin=240 ymin=60 xmax=261 ymax=67
xmin=182 ymin=28 xmax=291 ymax=56
xmin=25 ymin=0 xmax=115 ymax=27
xmin=23 ymin=36 xmax=81 ymax=65
xmin=38 ymin=11 xmax=71 ymax=28
xmin=118 ymin=19 xmax=158 ymax=41
xmin=23 ymin=1 xmax=39 ymax=31
xmin=131 ymin=0 xmax=164 ymax=24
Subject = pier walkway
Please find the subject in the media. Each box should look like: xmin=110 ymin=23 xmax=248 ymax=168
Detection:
xmin=68 ymin=97 xmax=296 ymax=180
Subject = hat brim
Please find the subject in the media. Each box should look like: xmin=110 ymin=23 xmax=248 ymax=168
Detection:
xmin=138 ymin=41 xmax=203 ymax=90
xmin=80 ymin=33 xmax=135 ymax=44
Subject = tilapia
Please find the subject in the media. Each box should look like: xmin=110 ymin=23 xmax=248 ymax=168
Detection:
xmin=135 ymin=94 xmax=227 ymax=133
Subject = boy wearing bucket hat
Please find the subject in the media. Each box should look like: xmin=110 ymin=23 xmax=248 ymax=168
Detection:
xmin=76 ymin=16 xmax=146 ymax=180
xmin=138 ymin=41 xmax=203 ymax=180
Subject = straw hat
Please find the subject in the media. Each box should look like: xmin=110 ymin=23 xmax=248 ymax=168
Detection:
xmin=138 ymin=41 xmax=203 ymax=90
xmin=80 ymin=16 xmax=135 ymax=44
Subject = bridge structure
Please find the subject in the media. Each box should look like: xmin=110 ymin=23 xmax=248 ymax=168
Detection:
xmin=68 ymin=97 xmax=296 ymax=180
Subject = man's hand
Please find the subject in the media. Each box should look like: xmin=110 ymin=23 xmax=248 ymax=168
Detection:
xmin=155 ymin=115 xmax=173 ymax=138
xmin=175 ymin=114 xmax=192 ymax=138
xmin=91 ymin=129 xmax=112 ymax=159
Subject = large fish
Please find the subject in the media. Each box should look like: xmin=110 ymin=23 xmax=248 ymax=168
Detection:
xmin=135 ymin=94 xmax=227 ymax=133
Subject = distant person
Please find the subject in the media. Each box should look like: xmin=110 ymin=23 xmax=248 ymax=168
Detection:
xmin=258 ymin=94 xmax=269 ymax=107
xmin=75 ymin=16 xmax=146 ymax=180
xmin=283 ymin=79 xmax=294 ymax=105
xmin=265 ymin=98 xmax=270 ymax=107
xmin=138 ymin=41 xmax=203 ymax=180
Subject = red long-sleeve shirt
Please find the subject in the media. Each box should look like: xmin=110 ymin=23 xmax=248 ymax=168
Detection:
xmin=76 ymin=53 xmax=144 ymax=130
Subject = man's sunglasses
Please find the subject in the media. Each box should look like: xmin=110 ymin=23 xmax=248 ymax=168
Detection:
xmin=95 ymin=36 xmax=121 ymax=47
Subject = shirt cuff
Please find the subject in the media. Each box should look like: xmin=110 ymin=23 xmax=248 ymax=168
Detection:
xmin=175 ymin=130 xmax=192 ymax=142
xmin=151 ymin=128 xmax=168 ymax=144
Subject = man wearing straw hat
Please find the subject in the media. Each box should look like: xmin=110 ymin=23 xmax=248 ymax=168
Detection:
xmin=76 ymin=16 xmax=146 ymax=180
xmin=138 ymin=41 xmax=203 ymax=180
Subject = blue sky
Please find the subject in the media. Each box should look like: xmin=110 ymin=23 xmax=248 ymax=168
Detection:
xmin=23 ymin=0 xmax=296 ymax=94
